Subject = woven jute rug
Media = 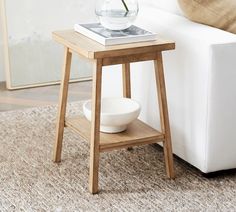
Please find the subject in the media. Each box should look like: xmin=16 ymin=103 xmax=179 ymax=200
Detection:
xmin=0 ymin=102 xmax=236 ymax=211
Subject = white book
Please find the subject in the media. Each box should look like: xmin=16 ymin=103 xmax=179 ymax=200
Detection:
xmin=74 ymin=23 xmax=158 ymax=46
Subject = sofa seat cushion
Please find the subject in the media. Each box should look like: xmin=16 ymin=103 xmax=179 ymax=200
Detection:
xmin=178 ymin=0 xmax=236 ymax=34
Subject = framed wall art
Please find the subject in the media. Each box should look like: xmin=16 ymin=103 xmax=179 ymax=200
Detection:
xmin=0 ymin=0 xmax=96 ymax=89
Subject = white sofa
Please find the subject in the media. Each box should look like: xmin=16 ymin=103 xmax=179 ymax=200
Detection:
xmin=102 ymin=0 xmax=236 ymax=173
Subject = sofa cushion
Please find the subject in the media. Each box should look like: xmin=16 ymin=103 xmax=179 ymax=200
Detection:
xmin=178 ymin=0 xmax=236 ymax=34
xmin=139 ymin=0 xmax=183 ymax=16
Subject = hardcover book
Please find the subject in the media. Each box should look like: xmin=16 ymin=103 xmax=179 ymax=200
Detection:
xmin=74 ymin=23 xmax=158 ymax=46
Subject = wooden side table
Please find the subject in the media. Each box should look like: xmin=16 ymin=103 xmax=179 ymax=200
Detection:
xmin=52 ymin=30 xmax=175 ymax=194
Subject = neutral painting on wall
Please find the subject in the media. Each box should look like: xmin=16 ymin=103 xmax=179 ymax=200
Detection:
xmin=0 ymin=0 xmax=96 ymax=89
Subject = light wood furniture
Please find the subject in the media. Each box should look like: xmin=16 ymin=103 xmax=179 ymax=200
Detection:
xmin=52 ymin=30 xmax=175 ymax=194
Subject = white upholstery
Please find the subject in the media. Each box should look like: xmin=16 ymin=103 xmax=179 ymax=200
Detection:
xmin=102 ymin=6 xmax=236 ymax=173
xmin=139 ymin=0 xmax=183 ymax=15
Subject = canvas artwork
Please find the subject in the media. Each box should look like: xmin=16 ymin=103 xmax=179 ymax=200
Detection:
xmin=0 ymin=0 xmax=95 ymax=89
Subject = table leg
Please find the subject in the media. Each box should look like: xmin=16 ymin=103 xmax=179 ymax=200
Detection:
xmin=154 ymin=52 xmax=175 ymax=179
xmin=122 ymin=63 xmax=133 ymax=151
xmin=53 ymin=47 xmax=72 ymax=163
xmin=89 ymin=59 xmax=103 ymax=194
xmin=122 ymin=63 xmax=131 ymax=98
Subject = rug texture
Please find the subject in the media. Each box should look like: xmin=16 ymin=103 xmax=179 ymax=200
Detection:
xmin=0 ymin=102 xmax=236 ymax=211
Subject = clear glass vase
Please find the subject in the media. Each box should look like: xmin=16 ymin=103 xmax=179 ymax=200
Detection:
xmin=95 ymin=0 xmax=139 ymax=30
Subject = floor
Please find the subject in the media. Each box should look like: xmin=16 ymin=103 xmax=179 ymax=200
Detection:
xmin=0 ymin=81 xmax=92 ymax=112
xmin=1 ymin=101 xmax=236 ymax=211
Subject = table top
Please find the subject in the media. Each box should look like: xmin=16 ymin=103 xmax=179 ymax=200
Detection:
xmin=52 ymin=30 xmax=175 ymax=59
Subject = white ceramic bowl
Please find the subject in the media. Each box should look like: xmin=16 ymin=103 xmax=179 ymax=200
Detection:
xmin=83 ymin=98 xmax=141 ymax=133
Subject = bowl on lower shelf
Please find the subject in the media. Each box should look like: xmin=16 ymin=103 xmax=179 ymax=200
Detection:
xmin=83 ymin=98 xmax=141 ymax=133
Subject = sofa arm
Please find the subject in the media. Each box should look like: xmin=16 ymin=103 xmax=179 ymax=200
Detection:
xmin=206 ymin=42 xmax=236 ymax=172
xmin=133 ymin=6 xmax=236 ymax=172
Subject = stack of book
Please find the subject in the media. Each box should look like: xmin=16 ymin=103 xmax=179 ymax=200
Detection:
xmin=74 ymin=23 xmax=158 ymax=46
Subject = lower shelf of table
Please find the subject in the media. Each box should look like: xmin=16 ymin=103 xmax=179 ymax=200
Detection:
xmin=65 ymin=116 xmax=165 ymax=152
